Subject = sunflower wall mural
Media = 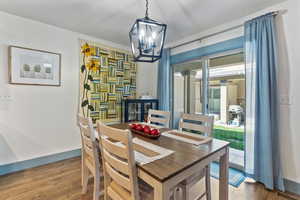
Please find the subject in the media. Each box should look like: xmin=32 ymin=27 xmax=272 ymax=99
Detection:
xmin=79 ymin=40 xmax=137 ymax=124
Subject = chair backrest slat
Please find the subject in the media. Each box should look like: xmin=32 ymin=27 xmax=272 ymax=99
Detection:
xmin=147 ymin=109 xmax=170 ymax=128
xmin=102 ymin=149 xmax=130 ymax=175
xmin=101 ymin=138 xmax=128 ymax=159
xmin=181 ymin=113 xmax=213 ymax=123
xmin=77 ymin=115 xmax=100 ymax=170
xmin=82 ymin=134 xmax=94 ymax=149
xmin=105 ymin=162 xmax=132 ymax=191
xmin=179 ymin=122 xmax=211 ymax=133
xmin=148 ymin=116 xmax=167 ymax=124
xmin=99 ymin=122 xmax=129 ymax=144
xmin=179 ymin=113 xmax=214 ymax=137
xmin=97 ymin=122 xmax=139 ymax=200
xmin=84 ymin=143 xmax=96 ymax=158
xmin=107 ymin=186 xmax=124 ymax=200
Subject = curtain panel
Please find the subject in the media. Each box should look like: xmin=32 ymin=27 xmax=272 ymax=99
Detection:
xmin=157 ymin=48 xmax=172 ymax=112
xmin=244 ymin=13 xmax=284 ymax=191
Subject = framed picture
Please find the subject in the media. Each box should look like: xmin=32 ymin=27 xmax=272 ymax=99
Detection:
xmin=9 ymin=46 xmax=61 ymax=86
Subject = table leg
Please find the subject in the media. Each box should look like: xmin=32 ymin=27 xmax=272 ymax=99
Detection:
xmin=139 ymin=169 xmax=170 ymax=200
xmin=219 ymin=147 xmax=229 ymax=200
xmin=154 ymin=182 xmax=170 ymax=200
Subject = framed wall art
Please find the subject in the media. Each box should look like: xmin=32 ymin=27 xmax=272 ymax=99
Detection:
xmin=9 ymin=46 xmax=61 ymax=86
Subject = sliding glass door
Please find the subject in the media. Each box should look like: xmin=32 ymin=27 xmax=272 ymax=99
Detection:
xmin=172 ymin=51 xmax=245 ymax=168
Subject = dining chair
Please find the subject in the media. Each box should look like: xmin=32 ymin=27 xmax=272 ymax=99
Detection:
xmin=77 ymin=115 xmax=103 ymax=200
xmin=97 ymin=122 xmax=180 ymax=200
xmin=147 ymin=109 xmax=171 ymax=128
xmin=178 ymin=113 xmax=214 ymax=200
xmin=97 ymin=121 xmax=155 ymax=200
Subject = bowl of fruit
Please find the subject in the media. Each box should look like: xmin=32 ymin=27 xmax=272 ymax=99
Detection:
xmin=128 ymin=123 xmax=161 ymax=139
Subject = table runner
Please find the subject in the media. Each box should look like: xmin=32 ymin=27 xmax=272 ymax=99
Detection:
xmin=132 ymin=138 xmax=174 ymax=165
xmin=98 ymin=134 xmax=174 ymax=165
xmin=162 ymin=130 xmax=212 ymax=146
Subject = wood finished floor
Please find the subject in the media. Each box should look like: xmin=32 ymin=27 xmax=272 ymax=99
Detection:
xmin=0 ymin=157 xmax=298 ymax=200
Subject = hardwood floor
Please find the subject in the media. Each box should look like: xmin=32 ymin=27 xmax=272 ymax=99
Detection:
xmin=0 ymin=157 xmax=298 ymax=200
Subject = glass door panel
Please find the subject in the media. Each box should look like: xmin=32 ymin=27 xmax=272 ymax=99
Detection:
xmin=209 ymin=87 xmax=221 ymax=114
xmin=172 ymin=60 xmax=202 ymax=127
xmin=208 ymin=52 xmax=245 ymax=168
xmin=128 ymin=103 xmax=141 ymax=122
xmin=173 ymin=72 xmax=185 ymax=127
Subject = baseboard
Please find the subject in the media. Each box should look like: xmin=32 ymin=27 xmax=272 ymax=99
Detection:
xmin=0 ymin=149 xmax=81 ymax=176
xmin=279 ymin=191 xmax=300 ymax=200
xmin=284 ymin=179 xmax=300 ymax=197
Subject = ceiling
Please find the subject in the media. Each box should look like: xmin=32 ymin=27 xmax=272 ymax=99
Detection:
xmin=0 ymin=0 xmax=285 ymax=46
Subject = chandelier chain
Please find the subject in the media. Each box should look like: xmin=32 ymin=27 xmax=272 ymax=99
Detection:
xmin=145 ymin=0 xmax=149 ymax=18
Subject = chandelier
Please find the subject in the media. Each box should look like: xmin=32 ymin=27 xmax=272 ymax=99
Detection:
xmin=129 ymin=0 xmax=167 ymax=62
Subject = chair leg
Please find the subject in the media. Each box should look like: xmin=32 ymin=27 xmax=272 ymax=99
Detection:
xmin=93 ymin=178 xmax=99 ymax=200
xmin=205 ymin=166 xmax=211 ymax=200
xmin=93 ymin=172 xmax=104 ymax=200
xmin=180 ymin=184 xmax=190 ymax=200
xmin=81 ymin=152 xmax=84 ymax=187
xmin=82 ymin=164 xmax=89 ymax=194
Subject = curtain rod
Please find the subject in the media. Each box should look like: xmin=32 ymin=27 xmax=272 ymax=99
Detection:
xmin=170 ymin=10 xmax=280 ymax=50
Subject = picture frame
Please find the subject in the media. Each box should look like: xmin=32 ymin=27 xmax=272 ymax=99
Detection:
xmin=9 ymin=46 xmax=61 ymax=86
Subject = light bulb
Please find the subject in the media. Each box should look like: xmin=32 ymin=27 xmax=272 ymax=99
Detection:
xmin=152 ymin=32 xmax=157 ymax=39
xmin=148 ymin=37 xmax=153 ymax=45
xmin=139 ymin=29 xmax=145 ymax=43
xmin=140 ymin=29 xmax=145 ymax=37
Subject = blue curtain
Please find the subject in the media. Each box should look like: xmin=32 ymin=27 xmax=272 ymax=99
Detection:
xmin=244 ymin=13 xmax=284 ymax=191
xmin=157 ymin=48 xmax=171 ymax=111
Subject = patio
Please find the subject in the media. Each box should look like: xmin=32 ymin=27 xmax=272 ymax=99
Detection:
xmin=213 ymin=124 xmax=245 ymax=168
xmin=213 ymin=125 xmax=244 ymax=151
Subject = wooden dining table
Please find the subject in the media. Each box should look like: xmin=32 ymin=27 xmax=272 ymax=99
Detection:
xmin=108 ymin=123 xmax=230 ymax=200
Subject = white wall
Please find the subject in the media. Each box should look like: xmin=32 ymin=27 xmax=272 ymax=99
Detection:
xmin=0 ymin=11 xmax=156 ymax=165
xmin=167 ymin=0 xmax=300 ymax=184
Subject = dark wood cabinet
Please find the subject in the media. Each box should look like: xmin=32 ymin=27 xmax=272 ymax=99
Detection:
xmin=122 ymin=99 xmax=159 ymax=122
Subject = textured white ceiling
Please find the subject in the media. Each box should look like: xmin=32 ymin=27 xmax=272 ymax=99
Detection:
xmin=0 ymin=0 xmax=285 ymax=46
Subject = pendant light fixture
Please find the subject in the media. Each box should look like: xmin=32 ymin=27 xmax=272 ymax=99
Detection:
xmin=129 ymin=0 xmax=167 ymax=62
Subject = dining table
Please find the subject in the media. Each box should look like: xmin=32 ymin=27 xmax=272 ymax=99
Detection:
xmin=106 ymin=123 xmax=230 ymax=200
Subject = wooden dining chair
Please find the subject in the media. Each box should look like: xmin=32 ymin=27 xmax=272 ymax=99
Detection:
xmin=147 ymin=109 xmax=171 ymax=128
xmin=178 ymin=113 xmax=214 ymax=200
xmin=77 ymin=115 xmax=103 ymax=200
xmin=97 ymin=121 xmax=157 ymax=200
xmin=98 ymin=122 xmax=180 ymax=200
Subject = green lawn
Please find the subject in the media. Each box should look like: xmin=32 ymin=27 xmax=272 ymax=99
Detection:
xmin=213 ymin=125 xmax=244 ymax=151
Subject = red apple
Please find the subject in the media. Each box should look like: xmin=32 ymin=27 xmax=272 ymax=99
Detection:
xmin=143 ymin=125 xmax=151 ymax=134
xmin=150 ymin=129 xmax=159 ymax=135
xmin=135 ymin=124 xmax=143 ymax=131
xmin=129 ymin=124 xmax=137 ymax=129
